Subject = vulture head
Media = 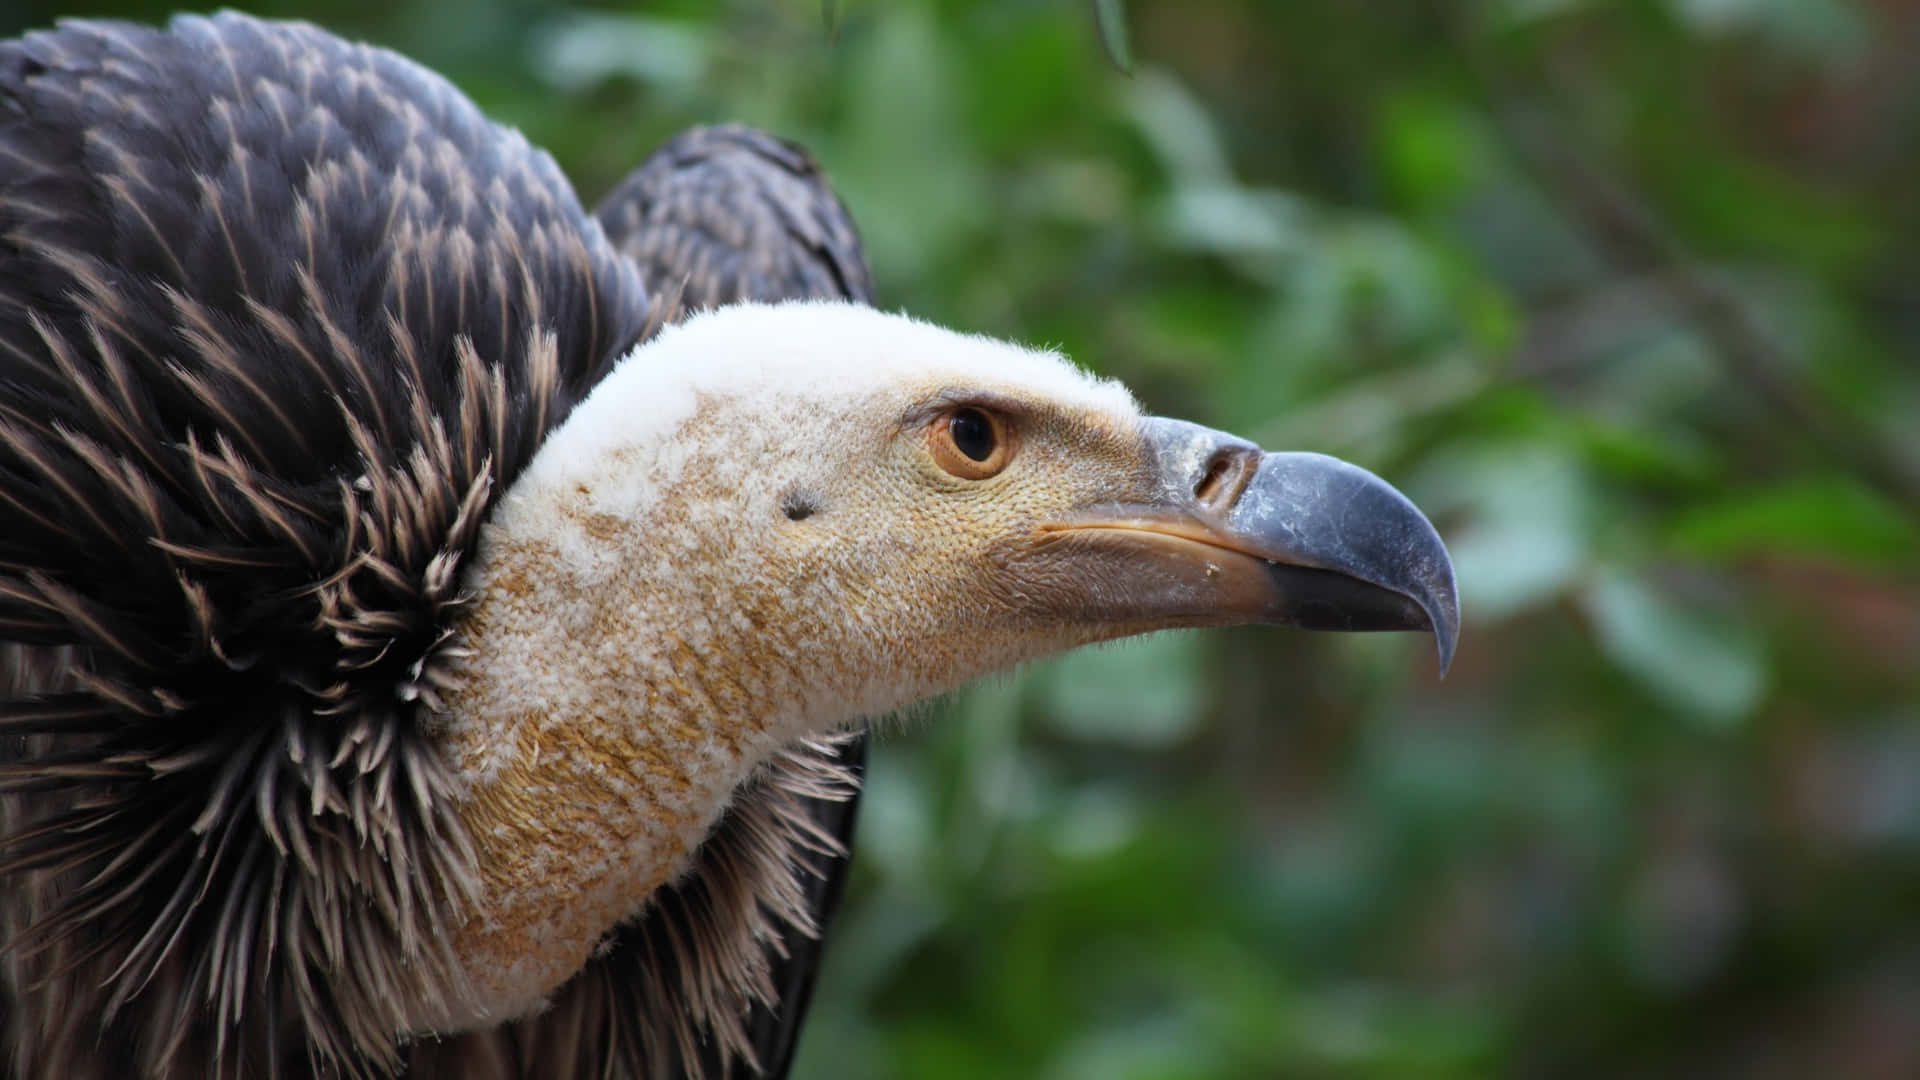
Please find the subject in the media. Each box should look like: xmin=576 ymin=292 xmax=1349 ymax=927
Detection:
xmin=434 ymin=299 xmax=1457 ymax=1027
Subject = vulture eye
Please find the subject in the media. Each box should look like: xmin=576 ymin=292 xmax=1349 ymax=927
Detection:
xmin=929 ymin=406 xmax=1013 ymax=480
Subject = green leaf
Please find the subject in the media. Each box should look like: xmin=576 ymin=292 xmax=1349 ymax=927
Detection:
xmin=530 ymin=13 xmax=709 ymax=94
xmin=1124 ymin=70 xmax=1233 ymax=184
xmin=1572 ymin=418 xmax=1721 ymax=489
xmin=1582 ymin=569 xmax=1766 ymax=727
xmin=1378 ymin=92 xmax=1486 ymax=210
xmin=1090 ymin=0 xmax=1133 ymax=74
xmin=1667 ymin=476 xmax=1920 ymax=568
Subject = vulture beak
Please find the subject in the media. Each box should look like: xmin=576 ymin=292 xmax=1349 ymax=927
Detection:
xmin=1037 ymin=418 xmax=1460 ymax=673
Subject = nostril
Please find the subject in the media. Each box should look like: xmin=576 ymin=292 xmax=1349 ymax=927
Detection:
xmin=1193 ymin=450 xmax=1240 ymax=507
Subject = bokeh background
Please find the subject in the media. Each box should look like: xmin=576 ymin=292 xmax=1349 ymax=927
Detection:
xmin=8 ymin=0 xmax=1918 ymax=1075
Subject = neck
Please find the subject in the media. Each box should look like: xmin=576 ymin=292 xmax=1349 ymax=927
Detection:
xmin=425 ymin=464 xmax=813 ymax=1027
xmin=418 ymin=337 xmax=910 ymax=1028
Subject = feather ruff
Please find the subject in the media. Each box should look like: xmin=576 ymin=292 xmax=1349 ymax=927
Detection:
xmin=0 ymin=13 xmax=644 ymax=1077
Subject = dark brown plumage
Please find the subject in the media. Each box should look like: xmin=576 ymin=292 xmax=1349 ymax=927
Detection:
xmin=598 ymin=125 xmax=876 ymax=317
xmin=0 ymin=13 xmax=868 ymax=1079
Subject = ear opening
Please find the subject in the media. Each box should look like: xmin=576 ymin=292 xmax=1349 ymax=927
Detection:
xmin=781 ymin=488 xmax=821 ymax=521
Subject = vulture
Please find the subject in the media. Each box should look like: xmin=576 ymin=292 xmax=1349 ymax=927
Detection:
xmin=0 ymin=12 xmax=1459 ymax=1080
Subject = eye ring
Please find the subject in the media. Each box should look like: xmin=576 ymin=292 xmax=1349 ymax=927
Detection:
xmin=928 ymin=406 xmax=1014 ymax=480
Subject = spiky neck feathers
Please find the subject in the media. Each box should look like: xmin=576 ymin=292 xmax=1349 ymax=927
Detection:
xmin=427 ymin=302 xmax=1138 ymax=1028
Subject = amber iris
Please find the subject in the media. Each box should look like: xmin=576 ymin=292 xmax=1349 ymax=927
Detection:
xmin=929 ymin=406 xmax=1013 ymax=480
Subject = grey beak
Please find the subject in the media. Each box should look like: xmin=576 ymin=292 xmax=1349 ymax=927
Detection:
xmin=1144 ymin=419 xmax=1460 ymax=673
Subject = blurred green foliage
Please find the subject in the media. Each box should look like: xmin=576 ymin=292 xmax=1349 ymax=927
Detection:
xmin=8 ymin=0 xmax=1917 ymax=1075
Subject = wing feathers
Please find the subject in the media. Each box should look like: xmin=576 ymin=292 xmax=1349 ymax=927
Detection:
xmin=1 ymin=12 xmax=644 ymax=1078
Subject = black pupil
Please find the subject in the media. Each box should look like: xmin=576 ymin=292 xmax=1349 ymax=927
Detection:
xmin=949 ymin=409 xmax=995 ymax=462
